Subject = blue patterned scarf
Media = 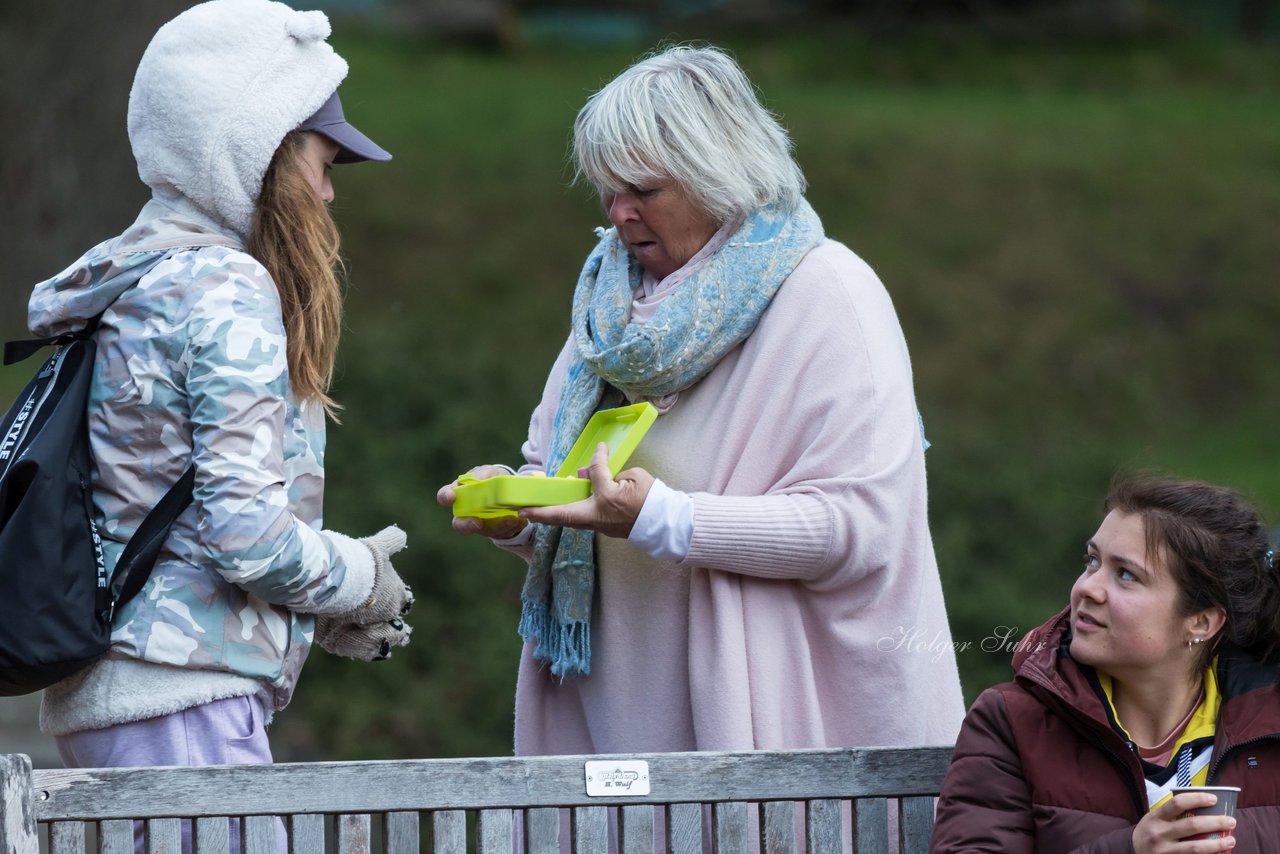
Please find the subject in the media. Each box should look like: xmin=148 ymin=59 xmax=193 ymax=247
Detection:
xmin=518 ymin=200 xmax=824 ymax=678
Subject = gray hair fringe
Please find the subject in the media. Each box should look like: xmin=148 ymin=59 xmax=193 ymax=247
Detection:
xmin=573 ymin=44 xmax=806 ymax=224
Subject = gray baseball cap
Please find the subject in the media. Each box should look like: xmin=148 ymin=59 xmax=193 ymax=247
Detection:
xmin=296 ymin=90 xmax=392 ymax=164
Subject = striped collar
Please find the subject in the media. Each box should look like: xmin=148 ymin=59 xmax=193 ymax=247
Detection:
xmin=1098 ymin=661 xmax=1221 ymax=809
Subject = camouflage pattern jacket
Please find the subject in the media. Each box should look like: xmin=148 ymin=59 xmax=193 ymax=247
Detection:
xmin=31 ymin=198 xmax=375 ymax=733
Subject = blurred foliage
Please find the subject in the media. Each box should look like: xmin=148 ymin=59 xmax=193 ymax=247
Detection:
xmin=0 ymin=1 xmax=189 ymax=327
xmin=4 ymin=19 xmax=1279 ymax=762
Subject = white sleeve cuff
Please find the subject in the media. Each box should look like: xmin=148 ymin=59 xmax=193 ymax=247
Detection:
xmin=492 ymin=523 xmax=535 ymax=547
xmin=628 ymin=478 xmax=694 ymax=561
xmin=313 ymin=530 xmax=376 ymax=613
xmin=485 ymin=463 xmax=534 ymax=546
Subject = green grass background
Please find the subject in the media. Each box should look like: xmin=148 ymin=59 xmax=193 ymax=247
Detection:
xmin=5 ymin=28 xmax=1278 ymax=760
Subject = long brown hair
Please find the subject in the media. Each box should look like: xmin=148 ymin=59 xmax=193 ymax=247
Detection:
xmin=247 ymin=131 xmax=345 ymax=420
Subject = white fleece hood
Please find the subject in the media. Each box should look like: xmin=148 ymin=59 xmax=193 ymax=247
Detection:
xmin=128 ymin=0 xmax=348 ymax=237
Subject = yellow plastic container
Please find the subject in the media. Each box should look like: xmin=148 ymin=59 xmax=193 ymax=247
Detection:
xmin=451 ymin=402 xmax=659 ymax=519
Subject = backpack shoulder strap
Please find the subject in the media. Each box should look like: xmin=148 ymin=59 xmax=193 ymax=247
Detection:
xmin=4 ymin=315 xmax=105 ymax=366
xmin=105 ymin=464 xmax=196 ymax=621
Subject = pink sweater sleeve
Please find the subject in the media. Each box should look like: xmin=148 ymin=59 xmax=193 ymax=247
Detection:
xmin=685 ymin=492 xmax=834 ymax=576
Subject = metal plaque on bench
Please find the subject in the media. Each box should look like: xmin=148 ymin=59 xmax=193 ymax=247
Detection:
xmin=584 ymin=760 xmax=650 ymax=797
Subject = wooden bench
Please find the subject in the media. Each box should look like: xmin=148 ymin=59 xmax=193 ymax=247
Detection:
xmin=0 ymin=745 xmax=952 ymax=853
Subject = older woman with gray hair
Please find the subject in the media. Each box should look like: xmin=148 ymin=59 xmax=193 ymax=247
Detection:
xmin=440 ymin=45 xmax=963 ymax=757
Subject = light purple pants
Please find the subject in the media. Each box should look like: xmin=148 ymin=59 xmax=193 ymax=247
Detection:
xmin=55 ymin=695 xmax=285 ymax=853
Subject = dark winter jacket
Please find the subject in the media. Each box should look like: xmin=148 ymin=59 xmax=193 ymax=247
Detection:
xmin=930 ymin=608 xmax=1280 ymax=853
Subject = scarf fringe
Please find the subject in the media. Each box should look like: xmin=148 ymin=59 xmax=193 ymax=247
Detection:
xmin=519 ymin=597 xmax=591 ymax=679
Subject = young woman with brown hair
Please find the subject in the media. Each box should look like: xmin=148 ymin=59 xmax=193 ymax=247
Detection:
xmin=23 ymin=4 xmax=412 ymax=843
xmin=931 ymin=475 xmax=1280 ymax=852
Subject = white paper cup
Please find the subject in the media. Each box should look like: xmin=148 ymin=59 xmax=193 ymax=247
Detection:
xmin=1172 ymin=786 xmax=1240 ymax=840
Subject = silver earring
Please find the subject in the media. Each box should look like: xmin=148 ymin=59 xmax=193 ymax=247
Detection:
xmin=1188 ymin=637 xmax=1202 ymax=652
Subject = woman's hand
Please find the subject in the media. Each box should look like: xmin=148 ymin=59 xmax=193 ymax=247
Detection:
xmin=520 ymin=442 xmax=654 ymax=538
xmin=1132 ymin=792 xmax=1236 ymax=853
xmin=437 ymin=466 xmax=529 ymax=540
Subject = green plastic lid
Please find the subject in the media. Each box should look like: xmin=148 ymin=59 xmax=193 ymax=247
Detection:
xmin=554 ymin=401 xmax=659 ymax=477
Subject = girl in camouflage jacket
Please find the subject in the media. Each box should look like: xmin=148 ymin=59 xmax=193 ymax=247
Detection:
xmin=26 ymin=0 xmax=412 ymax=812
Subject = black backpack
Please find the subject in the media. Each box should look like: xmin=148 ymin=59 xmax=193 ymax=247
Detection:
xmin=0 ymin=317 xmax=194 ymax=695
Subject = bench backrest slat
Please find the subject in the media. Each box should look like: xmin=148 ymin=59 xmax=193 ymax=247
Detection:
xmin=243 ymin=814 xmax=279 ymax=854
xmin=478 ymin=807 xmax=514 ymax=854
xmin=49 ymin=821 xmax=85 ymax=854
xmin=100 ymin=818 xmax=133 ymax=853
xmin=3 ymin=747 xmax=954 ymax=854
xmin=668 ymin=802 xmax=704 ymax=854
xmin=525 ymin=805 xmax=561 ymax=853
xmin=337 ymin=813 xmax=372 ymax=853
xmin=899 ymin=797 xmax=937 ymax=854
xmin=288 ymin=814 xmax=323 ymax=852
xmin=197 ymin=816 xmax=233 ymax=854
xmin=387 ymin=811 xmax=422 ymax=853
xmin=808 ymin=799 xmax=843 ymax=854
xmin=147 ymin=817 xmax=182 ymax=851
xmin=852 ymin=799 xmax=889 ymax=854
xmin=573 ymin=805 xmax=609 ymax=854
xmin=761 ymin=801 xmax=797 ymax=854
xmin=713 ymin=800 xmax=748 ymax=854
xmin=619 ymin=804 xmax=653 ymax=854
xmin=432 ymin=809 xmax=466 ymax=854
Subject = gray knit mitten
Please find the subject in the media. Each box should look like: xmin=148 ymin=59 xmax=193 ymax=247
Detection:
xmin=352 ymin=525 xmax=414 ymax=626
xmin=314 ymin=614 xmax=412 ymax=661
